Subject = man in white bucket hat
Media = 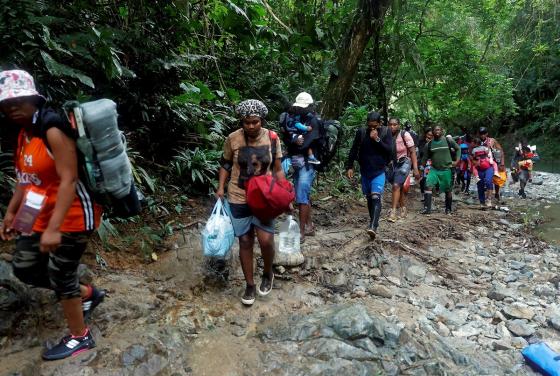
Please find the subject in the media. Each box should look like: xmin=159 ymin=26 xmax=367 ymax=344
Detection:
xmin=281 ymin=92 xmax=320 ymax=242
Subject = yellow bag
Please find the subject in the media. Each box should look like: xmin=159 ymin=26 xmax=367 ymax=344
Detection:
xmin=493 ymin=170 xmax=507 ymax=187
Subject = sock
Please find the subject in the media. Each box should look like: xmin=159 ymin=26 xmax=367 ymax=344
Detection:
xmin=82 ymin=285 xmax=93 ymax=301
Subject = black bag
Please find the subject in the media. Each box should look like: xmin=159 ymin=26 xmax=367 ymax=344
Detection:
xmin=314 ymin=119 xmax=342 ymax=172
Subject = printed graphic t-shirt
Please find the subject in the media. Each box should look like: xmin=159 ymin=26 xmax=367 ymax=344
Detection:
xmin=223 ymin=128 xmax=283 ymax=204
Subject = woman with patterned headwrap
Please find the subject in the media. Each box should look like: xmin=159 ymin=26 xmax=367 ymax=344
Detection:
xmin=216 ymin=99 xmax=285 ymax=306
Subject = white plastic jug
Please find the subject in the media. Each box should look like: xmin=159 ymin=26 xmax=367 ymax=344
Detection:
xmin=279 ymin=215 xmax=300 ymax=254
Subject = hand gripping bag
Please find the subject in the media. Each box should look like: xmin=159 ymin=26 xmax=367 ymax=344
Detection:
xmin=202 ymin=199 xmax=235 ymax=258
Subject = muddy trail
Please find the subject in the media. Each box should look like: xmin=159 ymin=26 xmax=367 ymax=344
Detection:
xmin=2 ymin=175 xmax=560 ymax=375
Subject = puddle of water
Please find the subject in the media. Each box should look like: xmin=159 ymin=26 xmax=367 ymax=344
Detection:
xmin=538 ymin=203 xmax=560 ymax=245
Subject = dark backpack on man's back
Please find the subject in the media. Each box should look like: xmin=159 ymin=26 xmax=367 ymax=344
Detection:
xmin=314 ymin=119 xmax=342 ymax=172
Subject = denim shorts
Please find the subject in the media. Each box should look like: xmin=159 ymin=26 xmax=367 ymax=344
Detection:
xmin=361 ymin=172 xmax=386 ymax=196
xmin=226 ymin=202 xmax=274 ymax=237
xmin=387 ymin=158 xmax=411 ymax=186
xmin=292 ymin=160 xmax=316 ymax=205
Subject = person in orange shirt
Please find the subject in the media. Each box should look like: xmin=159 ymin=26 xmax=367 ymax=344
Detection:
xmin=0 ymin=70 xmax=104 ymax=360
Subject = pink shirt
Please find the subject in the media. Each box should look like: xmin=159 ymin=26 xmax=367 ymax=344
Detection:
xmin=395 ymin=131 xmax=415 ymax=159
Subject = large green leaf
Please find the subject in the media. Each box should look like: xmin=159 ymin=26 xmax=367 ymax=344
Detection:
xmin=40 ymin=51 xmax=94 ymax=88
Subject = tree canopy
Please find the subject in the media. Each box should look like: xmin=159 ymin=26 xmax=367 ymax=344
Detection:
xmin=1 ymin=0 xmax=559 ymax=193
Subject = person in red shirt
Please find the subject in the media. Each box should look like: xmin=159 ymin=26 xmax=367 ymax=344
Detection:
xmin=0 ymin=70 xmax=104 ymax=360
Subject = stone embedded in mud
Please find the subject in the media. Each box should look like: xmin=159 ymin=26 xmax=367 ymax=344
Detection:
xmin=506 ymin=319 xmax=535 ymax=337
xmin=122 ymin=344 xmax=148 ymax=366
xmin=368 ymin=285 xmax=394 ymax=299
xmin=548 ymin=315 xmax=560 ymax=331
xmin=534 ymin=284 xmax=557 ymax=297
xmin=301 ymin=338 xmax=377 ymax=361
xmin=493 ymin=339 xmax=513 ymax=351
xmin=487 ymin=285 xmax=516 ymax=301
xmin=510 ymin=336 xmax=528 ymax=349
xmin=329 ymin=304 xmax=382 ymax=341
xmin=502 ymin=303 xmax=535 ymax=321
xmin=405 ymin=265 xmax=426 ymax=283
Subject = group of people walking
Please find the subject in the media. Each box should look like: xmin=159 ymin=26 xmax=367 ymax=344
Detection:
xmin=0 ymin=70 xmax=538 ymax=362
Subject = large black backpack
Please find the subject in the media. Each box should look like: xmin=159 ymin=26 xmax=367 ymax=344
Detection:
xmin=314 ymin=119 xmax=343 ymax=172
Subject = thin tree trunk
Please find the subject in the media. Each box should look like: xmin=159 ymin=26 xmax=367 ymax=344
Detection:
xmin=321 ymin=0 xmax=392 ymax=119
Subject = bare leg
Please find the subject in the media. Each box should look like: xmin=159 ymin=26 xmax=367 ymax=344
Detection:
xmin=298 ymin=203 xmax=311 ymax=236
xmin=399 ymin=188 xmax=406 ymax=209
xmin=391 ymin=185 xmax=401 ymax=210
xmin=238 ymin=232 xmax=256 ymax=286
xmin=255 ymin=228 xmax=275 ymax=276
xmin=61 ymin=298 xmax=86 ymax=336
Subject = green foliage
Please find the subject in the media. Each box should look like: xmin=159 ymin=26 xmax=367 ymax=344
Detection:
xmin=172 ymin=148 xmax=221 ymax=191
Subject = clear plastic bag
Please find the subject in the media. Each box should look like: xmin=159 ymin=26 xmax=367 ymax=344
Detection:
xmin=202 ymin=199 xmax=235 ymax=258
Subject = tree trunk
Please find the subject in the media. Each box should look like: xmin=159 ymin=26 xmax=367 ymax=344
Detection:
xmin=321 ymin=0 xmax=392 ymax=120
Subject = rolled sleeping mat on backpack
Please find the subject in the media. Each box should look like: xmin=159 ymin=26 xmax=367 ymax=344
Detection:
xmin=78 ymin=99 xmax=132 ymax=198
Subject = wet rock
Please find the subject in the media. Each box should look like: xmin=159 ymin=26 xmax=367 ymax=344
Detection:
xmin=534 ymin=284 xmax=557 ymax=297
xmin=452 ymin=322 xmax=482 ymax=338
xmin=435 ymin=322 xmax=450 ymax=337
xmin=548 ymin=315 xmax=560 ymax=331
xmin=122 ymin=344 xmax=148 ymax=367
xmin=506 ymin=320 xmax=535 ymax=337
xmin=406 ymin=265 xmax=426 ymax=283
xmin=331 ymin=272 xmax=347 ymax=287
xmin=368 ymin=285 xmax=394 ymax=299
xmin=509 ymin=261 xmax=526 ymax=270
xmin=502 ymin=303 xmax=535 ymax=320
xmin=511 ymin=337 xmax=528 ymax=349
xmin=0 ymin=261 xmax=30 ymax=336
xmin=493 ymin=339 xmax=513 ymax=351
xmin=432 ymin=305 xmax=469 ymax=328
xmin=301 ymin=338 xmax=376 ymax=361
xmin=504 ymin=274 xmax=518 ymax=283
xmin=487 ymin=285 xmax=516 ymax=301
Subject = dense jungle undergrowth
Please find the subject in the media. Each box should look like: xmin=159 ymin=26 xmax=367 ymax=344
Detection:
xmin=1 ymin=0 xmax=559 ymax=255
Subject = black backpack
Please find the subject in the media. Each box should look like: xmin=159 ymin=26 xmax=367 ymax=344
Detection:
xmin=279 ymin=112 xmax=342 ymax=172
xmin=314 ymin=119 xmax=342 ymax=172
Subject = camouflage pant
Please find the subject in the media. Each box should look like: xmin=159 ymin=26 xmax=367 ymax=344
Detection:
xmin=12 ymin=232 xmax=91 ymax=300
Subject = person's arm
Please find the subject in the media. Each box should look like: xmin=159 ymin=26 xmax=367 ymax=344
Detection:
xmin=346 ymin=129 xmax=361 ymax=178
xmin=40 ymin=128 xmax=79 ymax=253
xmin=217 ymin=136 xmax=233 ymax=199
xmin=405 ymin=133 xmax=420 ymax=178
xmin=450 ymin=138 xmax=460 ymax=166
xmin=0 ymin=184 xmax=25 ymax=241
xmin=272 ymin=136 xmax=286 ymax=180
xmin=421 ymin=143 xmax=429 ymax=167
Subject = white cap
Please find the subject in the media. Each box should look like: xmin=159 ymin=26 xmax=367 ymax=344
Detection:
xmin=292 ymin=92 xmax=314 ymax=108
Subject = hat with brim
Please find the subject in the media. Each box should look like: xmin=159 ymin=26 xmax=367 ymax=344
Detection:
xmin=292 ymin=92 xmax=314 ymax=108
xmin=0 ymin=70 xmax=46 ymax=105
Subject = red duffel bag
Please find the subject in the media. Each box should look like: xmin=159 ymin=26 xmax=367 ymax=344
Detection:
xmin=246 ymin=175 xmax=295 ymax=221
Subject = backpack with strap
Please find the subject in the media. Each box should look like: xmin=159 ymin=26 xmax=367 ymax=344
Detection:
xmin=245 ymin=130 xmax=295 ymax=221
xmin=59 ymin=99 xmax=141 ymax=218
xmin=391 ymin=130 xmax=412 ymax=163
xmin=314 ymin=119 xmax=342 ymax=172
xmin=427 ymin=136 xmax=457 ymax=161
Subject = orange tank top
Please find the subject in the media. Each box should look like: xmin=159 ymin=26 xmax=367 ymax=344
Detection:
xmin=15 ymin=130 xmax=102 ymax=232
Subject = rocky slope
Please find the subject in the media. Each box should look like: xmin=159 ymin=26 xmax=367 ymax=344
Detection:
xmin=1 ymin=173 xmax=560 ymax=376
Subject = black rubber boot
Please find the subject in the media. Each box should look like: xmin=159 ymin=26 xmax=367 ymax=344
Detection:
xmin=421 ymin=192 xmax=432 ymax=214
xmin=445 ymin=194 xmax=452 ymax=214
xmin=367 ymin=194 xmax=381 ymax=239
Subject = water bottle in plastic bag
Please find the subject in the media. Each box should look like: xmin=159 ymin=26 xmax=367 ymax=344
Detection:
xmin=279 ymin=215 xmax=300 ymax=254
